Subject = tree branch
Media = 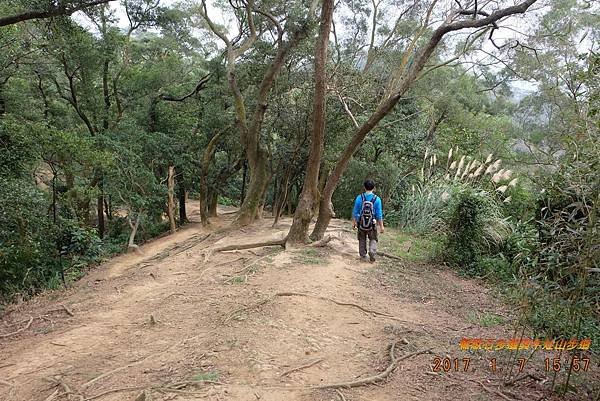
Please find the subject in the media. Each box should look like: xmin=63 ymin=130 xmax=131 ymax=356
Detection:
xmin=159 ymin=73 xmax=211 ymax=102
xmin=0 ymin=0 xmax=115 ymax=27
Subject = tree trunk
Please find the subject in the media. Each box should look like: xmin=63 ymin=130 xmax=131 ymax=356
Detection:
xmin=240 ymin=159 xmax=247 ymax=204
xmin=234 ymin=23 xmax=311 ymax=226
xmin=0 ymin=85 xmax=5 ymax=116
xmin=94 ymin=168 xmax=106 ymax=238
xmin=209 ymin=192 xmax=218 ymax=217
xmin=52 ymin=173 xmax=57 ymax=224
xmin=177 ymin=170 xmax=187 ymax=225
xmin=272 ymin=175 xmax=289 ymax=226
xmin=104 ymin=197 xmax=111 ymax=221
xmin=167 ymin=165 xmax=176 ymax=234
xmin=271 ymin=175 xmax=278 ymax=216
xmin=199 ymin=131 xmax=222 ymax=226
xmin=314 ymin=164 xmax=329 ymax=216
xmin=236 ymin=152 xmax=269 ymax=225
xmin=127 ymin=213 xmax=141 ymax=253
xmin=288 ymin=0 xmax=335 ymax=244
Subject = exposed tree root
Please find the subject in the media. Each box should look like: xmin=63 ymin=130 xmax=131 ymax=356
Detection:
xmin=48 ymin=304 xmax=74 ymax=317
xmin=81 ymin=353 xmax=157 ymax=389
xmin=234 ymin=252 xmax=277 ymax=275
xmin=313 ymin=341 xmax=432 ymax=389
xmin=205 ymin=238 xmax=287 ymax=262
xmin=0 ymin=316 xmax=33 ymax=338
xmin=43 ymin=376 xmax=77 ymax=401
xmin=44 ymin=388 xmax=59 ymax=401
xmin=281 ymin=358 xmax=324 ymax=377
xmin=336 ymin=389 xmax=348 ymax=401
xmin=223 ymin=298 xmax=272 ymax=324
xmin=471 ymin=379 xmax=514 ymax=401
xmin=215 ymin=238 xmax=287 ymax=253
xmin=220 ymin=210 xmax=239 ymax=215
xmin=224 ymin=291 xmax=405 ymax=324
xmin=275 ymin=292 xmax=400 ymax=320
xmin=84 ymin=386 xmax=146 ymax=401
xmin=379 ymin=252 xmax=403 ymax=261
xmin=45 ymin=375 xmax=222 ymax=401
xmin=138 ymin=233 xmax=213 ymax=269
xmin=504 ymin=373 xmax=543 ymax=386
xmin=308 ymin=235 xmax=336 ymax=247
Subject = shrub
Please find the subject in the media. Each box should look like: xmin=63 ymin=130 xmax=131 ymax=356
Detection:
xmin=0 ymin=179 xmax=60 ymax=300
xmin=393 ymin=183 xmax=448 ymax=234
xmin=442 ymin=185 xmax=509 ymax=275
xmin=218 ymin=195 xmax=239 ymax=207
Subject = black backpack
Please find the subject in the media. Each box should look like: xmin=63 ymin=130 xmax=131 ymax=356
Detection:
xmin=358 ymin=193 xmax=377 ymax=231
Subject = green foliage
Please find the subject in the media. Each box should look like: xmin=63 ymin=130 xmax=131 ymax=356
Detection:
xmin=379 ymin=230 xmax=439 ymax=263
xmin=441 ymin=185 xmax=509 ymax=274
xmin=466 ymin=311 xmax=505 ymax=328
xmin=391 ymin=183 xmax=447 ymax=234
xmin=192 ymin=370 xmax=220 ymax=382
xmin=0 ymin=178 xmax=59 ymax=299
xmin=218 ymin=195 xmax=239 ymax=207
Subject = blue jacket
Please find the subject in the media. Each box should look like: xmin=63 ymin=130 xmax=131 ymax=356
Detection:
xmin=353 ymin=192 xmax=383 ymax=221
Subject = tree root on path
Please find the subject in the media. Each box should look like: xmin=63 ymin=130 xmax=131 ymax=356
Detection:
xmin=307 ymin=235 xmax=337 ymax=247
xmin=336 ymin=389 xmax=348 ymax=401
xmin=280 ymin=358 xmax=324 ymax=377
xmin=81 ymin=353 xmax=157 ymax=390
xmin=224 ymin=292 xmax=406 ymax=324
xmin=276 ymin=292 xmax=401 ymax=320
xmin=0 ymin=379 xmax=14 ymax=387
xmin=204 ymin=238 xmax=287 ymax=262
xmin=470 ymin=379 xmax=514 ymax=401
xmin=313 ymin=341 xmax=432 ymax=389
xmin=0 ymin=316 xmax=33 ymax=338
xmin=0 ymin=310 xmax=71 ymax=338
xmin=378 ymin=252 xmax=403 ymax=261
xmin=84 ymin=386 xmax=146 ymax=401
xmin=48 ymin=304 xmax=74 ymax=317
xmin=234 ymin=251 xmax=279 ymax=275
xmin=43 ymin=376 xmax=223 ymax=401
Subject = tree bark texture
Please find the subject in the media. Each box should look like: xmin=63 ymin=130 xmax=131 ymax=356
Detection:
xmin=287 ymin=0 xmax=335 ymax=244
xmin=167 ymin=165 xmax=176 ymax=234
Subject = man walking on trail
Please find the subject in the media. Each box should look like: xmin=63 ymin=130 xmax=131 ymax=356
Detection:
xmin=352 ymin=179 xmax=384 ymax=263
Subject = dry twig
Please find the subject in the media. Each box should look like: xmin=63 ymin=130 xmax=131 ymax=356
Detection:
xmin=336 ymin=389 xmax=348 ymax=401
xmin=281 ymin=358 xmax=324 ymax=377
xmin=0 ymin=316 xmax=34 ymax=338
xmin=379 ymin=252 xmax=403 ymax=261
xmin=84 ymin=386 xmax=146 ymax=401
xmin=471 ymin=380 xmax=514 ymax=401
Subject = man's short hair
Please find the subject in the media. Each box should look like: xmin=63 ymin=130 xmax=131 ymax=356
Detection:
xmin=364 ymin=179 xmax=375 ymax=191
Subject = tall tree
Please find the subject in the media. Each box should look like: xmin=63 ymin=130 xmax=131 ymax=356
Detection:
xmin=309 ymin=0 xmax=541 ymax=240
xmin=287 ymin=0 xmax=335 ymax=244
xmin=198 ymin=0 xmax=317 ymax=226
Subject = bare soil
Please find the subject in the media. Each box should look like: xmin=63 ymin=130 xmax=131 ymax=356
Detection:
xmin=0 ymin=203 xmax=596 ymax=401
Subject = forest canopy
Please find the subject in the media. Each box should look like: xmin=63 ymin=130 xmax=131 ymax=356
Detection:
xmin=0 ymin=0 xmax=598 ymax=358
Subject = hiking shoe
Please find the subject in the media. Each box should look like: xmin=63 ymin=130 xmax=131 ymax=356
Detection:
xmin=360 ymin=256 xmax=369 ymax=263
xmin=369 ymin=253 xmax=376 ymax=263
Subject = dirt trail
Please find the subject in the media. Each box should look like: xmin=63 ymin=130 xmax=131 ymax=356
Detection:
xmin=0 ymin=204 xmax=588 ymax=401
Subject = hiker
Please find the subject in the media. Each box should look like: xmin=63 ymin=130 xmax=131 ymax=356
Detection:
xmin=352 ymin=179 xmax=384 ymax=262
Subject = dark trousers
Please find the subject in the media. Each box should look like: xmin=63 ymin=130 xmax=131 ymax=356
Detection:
xmin=357 ymin=227 xmax=378 ymax=258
